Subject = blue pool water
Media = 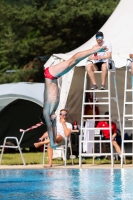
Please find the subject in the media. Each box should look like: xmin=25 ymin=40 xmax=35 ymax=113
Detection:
xmin=0 ymin=169 xmax=133 ymax=200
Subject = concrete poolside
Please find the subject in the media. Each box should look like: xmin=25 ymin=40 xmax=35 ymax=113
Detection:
xmin=0 ymin=163 xmax=133 ymax=169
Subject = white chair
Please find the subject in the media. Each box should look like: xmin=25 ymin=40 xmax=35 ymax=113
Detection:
xmin=0 ymin=130 xmax=26 ymax=165
xmin=42 ymin=135 xmax=74 ymax=166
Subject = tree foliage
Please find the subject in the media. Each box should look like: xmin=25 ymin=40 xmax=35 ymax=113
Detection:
xmin=0 ymin=0 xmax=120 ymax=83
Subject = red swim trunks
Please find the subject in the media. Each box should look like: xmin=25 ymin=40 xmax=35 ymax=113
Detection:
xmin=44 ymin=67 xmax=58 ymax=80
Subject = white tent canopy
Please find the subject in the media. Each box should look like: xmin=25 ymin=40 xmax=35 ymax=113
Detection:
xmin=0 ymin=82 xmax=44 ymax=111
xmin=45 ymin=0 xmax=133 ymax=68
xmin=67 ymin=0 xmax=133 ymax=68
xmin=0 ymin=82 xmax=46 ymax=148
xmin=44 ymin=0 xmax=133 ymax=122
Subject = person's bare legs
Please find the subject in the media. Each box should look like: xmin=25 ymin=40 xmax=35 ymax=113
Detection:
xmin=86 ymin=63 xmax=98 ymax=85
xmin=47 ymin=143 xmax=53 ymax=167
xmin=43 ymin=132 xmax=48 ymax=138
xmin=34 ymin=138 xmax=53 ymax=167
xmin=49 ymin=46 xmax=107 ymax=78
xmin=101 ymin=63 xmax=108 ymax=85
xmin=47 ymin=135 xmax=63 ymax=166
xmin=112 ymin=140 xmax=121 ymax=154
xmin=39 ymin=132 xmax=48 ymax=141
xmin=34 ymin=135 xmax=63 ymax=166
xmin=130 ymin=62 xmax=133 ymax=75
xmin=34 ymin=137 xmax=50 ymax=148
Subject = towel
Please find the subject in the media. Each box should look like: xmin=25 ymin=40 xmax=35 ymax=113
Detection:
xmin=83 ymin=119 xmax=95 ymax=153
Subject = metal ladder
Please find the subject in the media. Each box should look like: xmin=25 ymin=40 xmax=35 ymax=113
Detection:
xmin=121 ymin=58 xmax=133 ymax=167
xmin=79 ymin=62 xmax=122 ymax=168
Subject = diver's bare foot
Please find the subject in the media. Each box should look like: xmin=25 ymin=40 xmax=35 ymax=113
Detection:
xmin=43 ymin=164 xmax=52 ymax=168
xmin=34 ymin=142 xmax=43 ymax=148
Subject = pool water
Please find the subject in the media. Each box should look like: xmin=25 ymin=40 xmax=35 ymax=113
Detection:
xmin=0 ymin=169 xmax=133 ymax=200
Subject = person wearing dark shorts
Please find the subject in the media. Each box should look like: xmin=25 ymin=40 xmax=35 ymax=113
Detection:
xmin=95 ymin=62 xmax=112 ymax=71
xmin=86 ymin=31 xmax=112 ymax=90
xmin=96 ymin=111 xmax=121 ymax=158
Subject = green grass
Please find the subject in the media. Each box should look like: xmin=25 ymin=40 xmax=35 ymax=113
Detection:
xmin=0 ymin=152 xmax=132 ymax=165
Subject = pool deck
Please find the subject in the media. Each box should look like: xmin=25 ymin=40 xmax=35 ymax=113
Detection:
xmin=0 ymin=163 xmax=133 ymax=169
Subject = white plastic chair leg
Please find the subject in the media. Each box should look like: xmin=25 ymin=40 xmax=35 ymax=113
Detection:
xmin=0 ymin=138 xmax=8 ymax=164
xmin=18 ymin=145 xmax=26 ymax=165
xmin=43 ymin=144 xmax=46 ymax=166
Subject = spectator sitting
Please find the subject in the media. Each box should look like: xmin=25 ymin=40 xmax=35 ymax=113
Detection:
xmin=86 ymin=31 xmax=112 ymax=90
xmin=96 ymin=111 xmax=121 ymax=158
xmin=34 ymin=109 xmax=72 ymax=167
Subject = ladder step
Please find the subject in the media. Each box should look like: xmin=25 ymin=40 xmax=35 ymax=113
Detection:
xmin=84 ymin=90 xmax=109 ymax=93
xmin=123 ymin=127 xmax=133 ymax=130
xmin=83 ymin=96 xmax=117 ymax=101
xmin=83 ymin=102 xmax=109 ymax=105
xmin=80 ymin=153 xmax=112 ymax=156
xmin=93 ymin=70 xmax=115 ymax=74
xmin=83 ymin=119 xmax=119 ymax=122
xmin=80 ymin=140 xmax=111 ymax=142
xmin=122 ymin=153 xmax=133 ymax=156
xmin=124 ymin=115 xmax=133 ymax=117
xmin=81 ymin=127 xmax=111 ymax=130
xmin=96 ymin=97 xmax=116 ymax=100
xmin=126 ymin=89 xmax=133 ymax=92
xmin=125 ymin=102 xmax=133 ymax=104
xmin=82 ymin=115 xmax=110 ymax=117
